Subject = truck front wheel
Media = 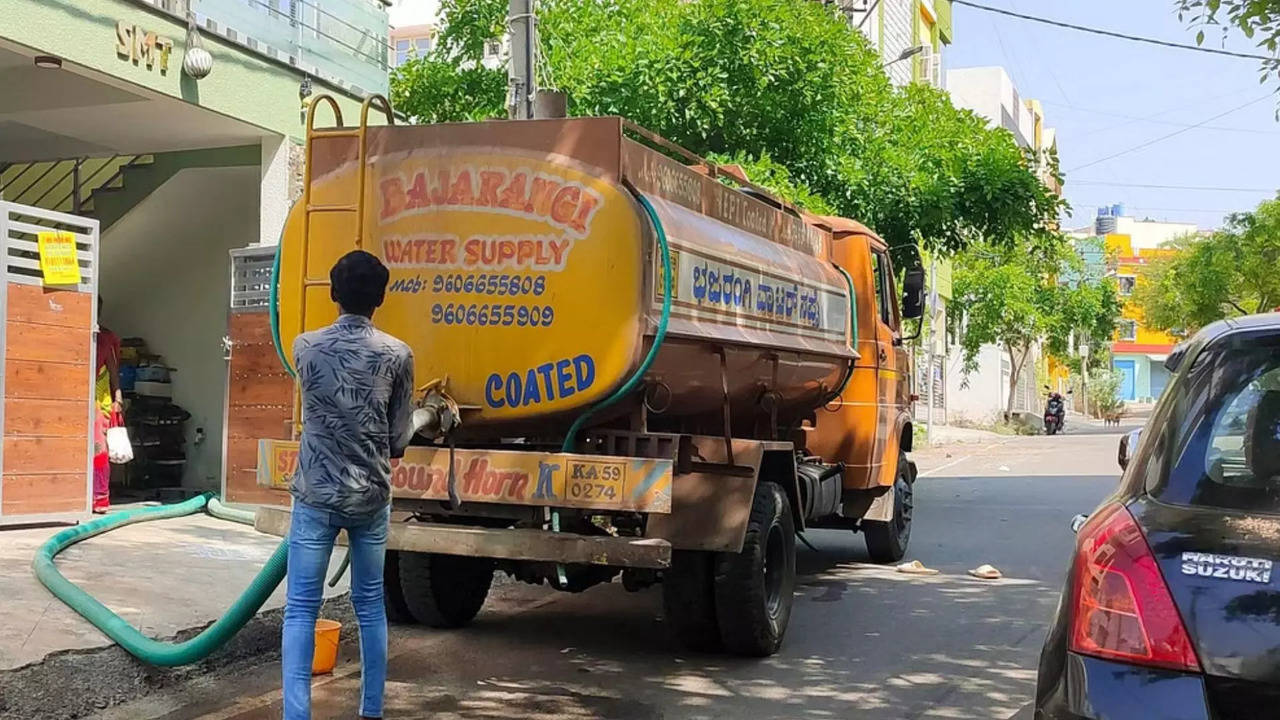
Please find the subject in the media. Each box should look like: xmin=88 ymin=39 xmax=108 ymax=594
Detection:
xmin=397 ymin=551 xmax=493 ymax=628
xmin=863 ymin=452 xmax=914 ymax=563
xmin=712 ymin=481 xmax=796 ymax=656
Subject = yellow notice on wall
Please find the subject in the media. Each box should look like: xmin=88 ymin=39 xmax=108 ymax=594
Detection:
xmin=37 ymin=231 xmax=82 ymax=286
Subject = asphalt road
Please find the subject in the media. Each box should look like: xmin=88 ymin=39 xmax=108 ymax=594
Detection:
xmin=104 ymin=422 xmax=1133 ymax=720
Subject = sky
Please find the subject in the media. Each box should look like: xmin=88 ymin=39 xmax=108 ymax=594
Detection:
xmin=388 ymin=0 xmax=438 ymax=27
xmin=946 ymin=0 xmax=1280 ymax=231
xmin=385 ymin=1 xmax=1279 ymax=232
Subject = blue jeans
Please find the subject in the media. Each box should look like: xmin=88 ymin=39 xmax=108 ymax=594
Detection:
xmin=283 ymin=501 xmax=390 ymax=720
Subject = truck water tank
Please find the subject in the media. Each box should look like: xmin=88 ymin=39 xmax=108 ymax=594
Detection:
xmin=277 ymin=118 xmax=856 ymax=436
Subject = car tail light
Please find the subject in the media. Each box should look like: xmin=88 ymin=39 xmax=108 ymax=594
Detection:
xmin=1069 ymin=503 xmax=1201 ymax=672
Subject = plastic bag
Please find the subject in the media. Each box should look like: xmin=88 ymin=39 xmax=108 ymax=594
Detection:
xmin=107 ymin=412 xmax=133 ymax=464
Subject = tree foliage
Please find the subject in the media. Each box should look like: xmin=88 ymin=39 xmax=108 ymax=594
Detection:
xmin=951 ymin=239 xmax=1121 ymax=415
xmin=1177 ymin=0 xmax=1280 ymax=84
xmin=1133 ymin=196 xmax=1280 ymax=333
xmin=389 ymin=0 xmax=1063 ymax=269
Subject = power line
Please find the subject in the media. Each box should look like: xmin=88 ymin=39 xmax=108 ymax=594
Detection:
xmin=952 ymin=0 xmax=1279 ymax=63
xmin=1069 ymin=180 xmax=1276 ymax=193
xmin=1067 ymin=95 xmax=1272 ymax=172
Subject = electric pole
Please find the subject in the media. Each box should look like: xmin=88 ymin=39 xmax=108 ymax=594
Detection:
xmin=507 ymin=0 xmax=537 ymax=120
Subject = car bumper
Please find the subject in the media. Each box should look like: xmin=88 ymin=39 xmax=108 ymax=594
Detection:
xmin=1037 ymin=653 xmax=1210 ymax=720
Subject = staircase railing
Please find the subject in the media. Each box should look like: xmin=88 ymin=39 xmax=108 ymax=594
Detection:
xmin=0 ymin=155 xmax=152 ymax=216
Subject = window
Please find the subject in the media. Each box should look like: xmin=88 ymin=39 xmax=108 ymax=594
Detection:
xmin=415 ymin=37 xmax=433 ymax=54
xmin=394 ymin=39 xmax=410 ymax=67
xmin=1118 ymin=319 xmax=1137 ymax=342
xmin=1154 ymin=343 xmax=1280 ymax=514
xmin=1117 ymin=275 xmax=1136 ymax=296
xmin=870 ymin=251 xmax=892 ymax=324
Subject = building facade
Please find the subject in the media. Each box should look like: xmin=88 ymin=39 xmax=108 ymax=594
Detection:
xmin=389 ymin=23 xmax=435 ymax=68
xmin=1098 ymin=209 xmax=1199 ymax=404
xmin=0 ymin=0 xmax=388 ymax=519
xmin=834 ymin=0 xmax=953 ymax=87
xmin=942 ymin=66 xmax=1063 ymax=424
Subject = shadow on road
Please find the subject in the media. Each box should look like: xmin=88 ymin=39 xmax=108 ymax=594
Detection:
xmin=299 ymin=552 xmax=1059 ymax=720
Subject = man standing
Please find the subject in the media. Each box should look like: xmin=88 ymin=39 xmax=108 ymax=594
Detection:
xmin=284 ymin=250 xmax=414 ymax=720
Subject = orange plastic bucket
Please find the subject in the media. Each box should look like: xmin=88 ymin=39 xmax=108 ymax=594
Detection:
xmin=311 ymin=619 xmax=341 ymax=675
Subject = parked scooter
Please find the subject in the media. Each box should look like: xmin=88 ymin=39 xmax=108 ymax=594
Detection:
xmin=1043 ymin=386 xmax=1069 ymax=435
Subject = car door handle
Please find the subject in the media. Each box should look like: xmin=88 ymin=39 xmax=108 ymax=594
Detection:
xmin=879 ymin=348 xmax=887 ymax=362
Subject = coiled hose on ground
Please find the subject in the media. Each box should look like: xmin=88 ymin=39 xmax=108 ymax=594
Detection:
xmin=30 ymin=235 xmax=300 ymax=667
xmin=32 ymin=493 xmax=288 ymax=667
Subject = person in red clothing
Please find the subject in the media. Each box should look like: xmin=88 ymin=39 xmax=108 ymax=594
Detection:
xmin=93 ymin=297 xmax=122 ymax=513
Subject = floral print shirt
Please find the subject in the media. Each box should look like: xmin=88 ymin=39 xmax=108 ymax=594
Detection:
xmin=292 ymin=314 xmax=414 ymax=518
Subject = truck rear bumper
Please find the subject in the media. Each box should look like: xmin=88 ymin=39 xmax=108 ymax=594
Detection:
xmin=257 ymin=439 xmax=674 ymax=514
xmin=254 ymin=507 xmax=672 ymax=569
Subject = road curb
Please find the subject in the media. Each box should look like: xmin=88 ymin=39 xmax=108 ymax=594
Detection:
xmin=0 ymin=595 xmax=354 ymax=720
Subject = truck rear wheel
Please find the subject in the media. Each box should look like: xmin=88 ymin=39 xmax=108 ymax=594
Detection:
xmin=863 ymin=452 xmax=914 ymax=564
xmin=662 ymin=550 xmax=723 ymax=652
xmin=712 ymin=481 xmax=796 ymax=656
xmin=397 ymin=551 xmax=493 ymax=628
xmin=383 ymin=549 xmax=414 ymax=624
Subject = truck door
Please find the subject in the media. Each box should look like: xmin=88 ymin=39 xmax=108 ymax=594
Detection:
xmin=870 ymin=249 xmax=905 ymax=486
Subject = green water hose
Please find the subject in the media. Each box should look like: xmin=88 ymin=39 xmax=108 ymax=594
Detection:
xmin=548 ymin=191 xmax=672 ymax=589
xmin=561 ymin=191 xmax=673 ymax=453
xmin=206 ymin=496 xmax=257 ymax=526
xmin=269 ymin=238 xmax=297 ymax=379
xmin=32 ymin=493 xmax=288 ymax=667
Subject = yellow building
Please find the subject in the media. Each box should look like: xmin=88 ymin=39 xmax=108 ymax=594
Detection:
xmin=1104 ymin=229 xmax=1188 ymax=402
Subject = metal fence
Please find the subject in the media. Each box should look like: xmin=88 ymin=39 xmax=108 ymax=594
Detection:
xmin=229 ymin=246 xmax=276 ymax=312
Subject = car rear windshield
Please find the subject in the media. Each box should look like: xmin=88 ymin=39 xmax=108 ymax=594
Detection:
xmin=1157 ymin=340 xmax=1280 ymax=514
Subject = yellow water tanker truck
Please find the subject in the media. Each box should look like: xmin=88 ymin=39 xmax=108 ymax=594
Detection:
xmin=256 ymin=96 xmax=925 ymax=656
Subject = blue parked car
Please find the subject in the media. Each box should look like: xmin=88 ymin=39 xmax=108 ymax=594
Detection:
xmin=1036 ymin=314 xmax=1280 ymax=719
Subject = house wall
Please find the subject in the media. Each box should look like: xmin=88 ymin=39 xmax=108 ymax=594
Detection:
xmin=0 ymin=0 xmax=368 ymax=144
xmin=99 ymin=166 xmax=258 ymax=490
xmin=945 ymin=344 xmax=1008 ymax=425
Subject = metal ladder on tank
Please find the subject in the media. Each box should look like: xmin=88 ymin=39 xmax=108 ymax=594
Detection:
xmin=291 ymin=94 xmax=396 ymax=436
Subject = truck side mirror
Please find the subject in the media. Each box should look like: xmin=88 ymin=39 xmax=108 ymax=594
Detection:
xmin=901 ymin=268 xmax=926 ymax=319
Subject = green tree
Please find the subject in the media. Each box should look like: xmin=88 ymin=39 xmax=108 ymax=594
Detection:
xmin=1133 ymin=196 xmax=1280 ymax=333
xmin=390 ymin=0 xmax=1063 ymax=269
xmin=1177 ymin=0 xmax=1280 ymax=84
xmin=390 ymin=0 xmax=507 ymax=123
xmin=951 ymin=238 xmax=1120 ymax=417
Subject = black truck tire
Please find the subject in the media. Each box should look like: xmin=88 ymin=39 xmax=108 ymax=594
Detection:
xmin=662 ymin=550 xmax=723 ymax=652
xmin=382 ymin=549 xmax=415 ymax=624
xmin=397 ymin=551 xmax=493 ymax=628
xmin=712 ymin=481 xmax=796 ymax=657
xmin=863 ymin=452 xmax=914 ymax=564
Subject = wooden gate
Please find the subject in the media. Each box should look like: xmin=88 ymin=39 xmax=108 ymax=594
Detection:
xmin=0 ymin=202 xmax=97 ymax=525
xmin=222 ymin=246 xmax=291 ymax=506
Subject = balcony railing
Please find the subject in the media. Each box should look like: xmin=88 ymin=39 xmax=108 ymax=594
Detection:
xmin=191 ymin=0 xmax=389 ymax=95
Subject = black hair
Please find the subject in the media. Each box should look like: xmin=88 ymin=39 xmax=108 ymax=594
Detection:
xmin=329 ymin=250 xmax=389 ymax=317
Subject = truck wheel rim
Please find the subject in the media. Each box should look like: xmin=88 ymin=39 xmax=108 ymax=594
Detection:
xmin=764 ymin=524 xmax=786 ymax=617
